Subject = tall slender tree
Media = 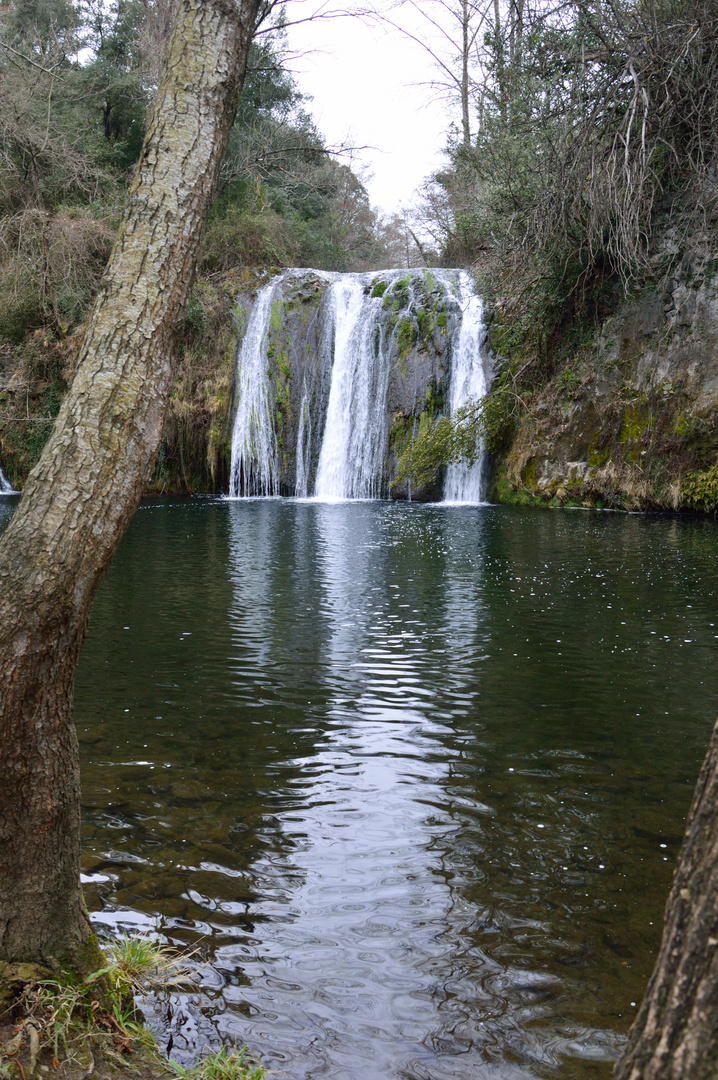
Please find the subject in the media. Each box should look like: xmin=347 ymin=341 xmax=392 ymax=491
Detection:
xmin=0 ymin=0 xmax=262 ymax=973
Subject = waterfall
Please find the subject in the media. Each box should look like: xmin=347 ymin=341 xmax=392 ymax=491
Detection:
xmin=314 ymin=275 xmax=394 ymax=500
xmin=228 ymin=267 xmax=489 ymax=502
xmin=294 ymin=386 xmax=311 ymax=498
xmin=443 ymin=272 xmax=489 ymax=504
xmin=229 ymin=278 xmax=282 ymax=497
xmin=0 ymin=463 xmax=15 ymax=494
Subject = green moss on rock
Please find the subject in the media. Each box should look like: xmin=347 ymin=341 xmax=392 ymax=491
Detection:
xmin=398 ymin=318 xmax=418 ymax=365
xmin=682 ymin=465 xmax=718 ymax=512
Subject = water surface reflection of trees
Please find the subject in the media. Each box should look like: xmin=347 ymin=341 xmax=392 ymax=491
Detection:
xmin=71 ymin=502 xmax=718 ymax=1078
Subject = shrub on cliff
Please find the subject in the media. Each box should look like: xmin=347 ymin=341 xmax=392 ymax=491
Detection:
xmin=418 ymin=0 xmax=718 ymax=293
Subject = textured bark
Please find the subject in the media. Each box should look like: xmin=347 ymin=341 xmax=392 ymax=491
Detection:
xmin=614 ymin=719 xmax=718 ymax=1079
xmin=0 ymin=0 xmax=259 ymax=967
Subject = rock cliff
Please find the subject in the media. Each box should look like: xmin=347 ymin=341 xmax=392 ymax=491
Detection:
xmin=489 ymin=235 xmax=718 ymax=513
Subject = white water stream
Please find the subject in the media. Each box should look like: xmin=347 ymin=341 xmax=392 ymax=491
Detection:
xmin=229 ymin=268 xmax=490 ymax=503
xmin=228 ymin=278 xmax=282 ymax=497
xmin=443 ymin=271 xmax=489 ymax=503
xmin=0 ymin=464 xmax=15 ymax=494
xmin=294 ymin=386 xmax=312 ymax=499
xmin=314 ymin=275 xmax=397 ymax=499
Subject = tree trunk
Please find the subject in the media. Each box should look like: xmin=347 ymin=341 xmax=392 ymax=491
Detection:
xmin=461 ymin=0 xmax=471 ymax=147
xmin=0 ymin=0 xmax=259 ymax=970
xmin=492 ymin=0 xmax=506 ymax=123
xmin=614 ymin=719 xmax=718 ymax=1079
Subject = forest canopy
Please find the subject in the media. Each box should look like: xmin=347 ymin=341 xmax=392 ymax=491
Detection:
xmin=0 ymin=0 xmax=393 ymax=347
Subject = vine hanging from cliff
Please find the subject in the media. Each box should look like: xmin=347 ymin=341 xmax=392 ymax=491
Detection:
xmin=393 ymin=364 xmax=527 ymax=491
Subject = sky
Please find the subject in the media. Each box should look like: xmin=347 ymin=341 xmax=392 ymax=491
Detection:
xmin=285 ymin=3 xmax=454 ymax=216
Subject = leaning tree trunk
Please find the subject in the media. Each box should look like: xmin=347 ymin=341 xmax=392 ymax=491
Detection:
xmin=614 ymin=719 xmax=718 ymax=1079
xmin=0 ymin=0 xmax=259 ymax=970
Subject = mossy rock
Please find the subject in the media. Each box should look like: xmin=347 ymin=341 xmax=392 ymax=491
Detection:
xmin=0 ymin=962 xmax=52 ymax=1011
xmin=520 ymin=457 xmax=538 ymax=488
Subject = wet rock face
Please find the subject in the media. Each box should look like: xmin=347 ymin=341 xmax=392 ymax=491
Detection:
xmin=265 ymin=272 xmax=334 ymax=497
xmin=229 ymin=268 xmax=464 ymax=499
xmin=494 ymin=238 xmax=718 ymax=512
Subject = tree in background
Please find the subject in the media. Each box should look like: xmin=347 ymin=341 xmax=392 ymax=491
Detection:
xmin=383 ymin=0 xmax=492 ymax=148
xmin=0 ymin=0 xmax=388 ymax=349
xmin=204 ymin=30 xmax=386 ymax=272
xmin=0 ymin=0 xmax=394 ymax=493
xmin=413 ymin=0 xmax=718 ymax=289
xmin=398 ymin=0 xmax=718 ymax=467
xmin=0 ymin=0 xmax=262 ymax=972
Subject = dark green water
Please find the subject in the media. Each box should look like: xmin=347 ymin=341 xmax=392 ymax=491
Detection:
xmin=3 ymin=497 xmax=718 ymax=1079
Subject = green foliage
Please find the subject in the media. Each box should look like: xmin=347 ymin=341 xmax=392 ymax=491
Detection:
xmin=393 ymin=412 xmax=455 ymax=492
xmin=393 ymin=401 xmax=478 ymax=492
xmin=682 ymin=466 xmax=718 ymax=512
xmin=619 ymin=401 xmax=652 ymax=445
xmin=0 ymin=935 xmax=267 ymax=1080
xmin=103 ymin=934 xmax=194 ymax=997
xmin=205 ymin=30 xmax=387 ymax=273
xmin=0 ymin=294 xmax=42 ymax=344
xmin=555 ymin=365 xmax=582 ymax=398
xmin=184 ymin=293 xmax=209 ymax=340
xmin=171 ymin=1045 xmax=265 ymax=1080
xmin=418 ymin=0 xmax=718 ymax=320
xmin=2 ymin=935 xmax=198 ymax=1076
xmin=389 ymin=412 xmax=412 ymax=455
xmin=0 ymin=0 xmax=400 ymax=498
xmin=425 ymin=375 xmax=445 ymax=416
xmin=397 ymin=317 xmax=418 ymax=361
xmin=480 ymin=376 xmax=520 ymax=452
xmin=393 ymin=373 xmax=520 ymax=491
xmin=383 ymin=276 xmax=410 ymax=311
xmin=0 ymin=3 xmax=393 ymax=358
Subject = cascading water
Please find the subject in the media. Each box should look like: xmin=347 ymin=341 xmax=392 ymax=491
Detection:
xmin=314 ymin=275 xmax=395 ymax=499
xmin=228 ymin=267 xmax=490 ymax=502
xmin=0 ymin=463 xmax=15 ymax=494
xmin=294 ymin=386 xmax=311 ymax=499
xmin=443 ymin=271 xmax=489 ymax=504
xmin=228 ymin=278 xmax=282 ymax=497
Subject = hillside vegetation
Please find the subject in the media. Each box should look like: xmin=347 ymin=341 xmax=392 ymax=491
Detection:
xmin=3 ymin=0 xmax=718 ymax=509
xmin=395 ymin=0 xmax=718 ymax=510
xmin=0 ymin=0 xmax=403 ymax=491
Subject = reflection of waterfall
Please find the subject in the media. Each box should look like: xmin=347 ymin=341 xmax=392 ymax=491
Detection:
xmin=443 ymin=272 xmax=489 ymax=504
xmin=0 ymin=463 xmax=15 ymax=494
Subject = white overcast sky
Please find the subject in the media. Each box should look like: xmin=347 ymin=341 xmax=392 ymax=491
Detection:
xmin=284 ymin=3 xmax=454 ymax=216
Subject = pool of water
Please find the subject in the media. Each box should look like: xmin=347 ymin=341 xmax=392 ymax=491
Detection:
xmin=5 ymin=496 xmax=718 ymax=1079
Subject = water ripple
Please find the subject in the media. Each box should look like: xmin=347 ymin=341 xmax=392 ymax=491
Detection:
xmin=60 ymin=499 xmax=718 ymax=1078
